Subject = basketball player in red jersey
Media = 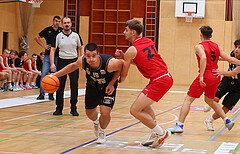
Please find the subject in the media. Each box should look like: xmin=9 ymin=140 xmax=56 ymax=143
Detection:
xmin=115 ymin=19 xmax=173 ymax=147
xmin=168 ymin=26 xmax=240 ymax=134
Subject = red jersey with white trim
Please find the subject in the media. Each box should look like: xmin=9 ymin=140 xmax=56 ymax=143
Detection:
xmin=23 ymin=58 xmax=35 ymax=71
xmin=0 ymin=55 xmax=7 ymax=72
xmin=198 ymin=40 xmax=220 ymax=76
xmin=132 ymin=37 xmax=168 ymax=80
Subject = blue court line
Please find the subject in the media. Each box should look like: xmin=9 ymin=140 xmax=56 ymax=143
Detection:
xmin=60 ymin=105 xmax=182 ymax=154
xmin=0 ymin=0 xmax=21 ymax=3
xmin=210 ymin=111 xmax=240 ymax=141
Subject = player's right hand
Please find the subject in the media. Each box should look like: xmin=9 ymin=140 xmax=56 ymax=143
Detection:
xmin=50 ymin=64 xmax=56 ymax=72
xmin=115 ymin=49 xmax=124 ymax=59
xmin=199 ymin=76 xmax=206 ymax=87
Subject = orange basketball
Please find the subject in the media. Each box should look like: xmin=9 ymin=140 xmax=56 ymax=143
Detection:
xmin=41 ymin=74 xmax=60 ymax=93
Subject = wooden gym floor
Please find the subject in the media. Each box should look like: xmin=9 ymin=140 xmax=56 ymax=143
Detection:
xmin=0 ymin=82 xmax=240 ymax=154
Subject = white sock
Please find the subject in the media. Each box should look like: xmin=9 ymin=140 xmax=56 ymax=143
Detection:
xmin=99 ymin=126 xmax=105 ymax=133
xmin=152 ymin=124 xmax=164 ymax=135
xmin=223 ymin=117 xmax=230 ymax=123
xmin=26 ymin=83 xmax=30 ymax=86
xmin=93 ymin=113 xmax=100 ymax=124
xmin=31 ymin=82 xmax=35 ymax=85
xmin=177 ymin=121 xmax=183 ymax=125
xmin=207 ymin=116 xmax=214 ymax=122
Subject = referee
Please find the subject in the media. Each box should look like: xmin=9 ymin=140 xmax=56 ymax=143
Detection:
xmin=50 ymin=17 xmax=84 ymax=116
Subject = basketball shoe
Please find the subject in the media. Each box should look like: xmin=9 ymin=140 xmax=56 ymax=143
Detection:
xmin=225 ymin=120 xmax=234 ymax=131
xmin=141 ymin=131 xmax=156 ymax=146
xmin=204 ymin=120 xmax=215 ymax=131
xmin=152 ymin=130 xmax=171 ymax=148
xmin=203 ymin=104 xmax=211 ymax=112
xmin=96 ymin=131 xmax=106 ymax=144
xmin=167 ymin=123 xmax=184 ymax=134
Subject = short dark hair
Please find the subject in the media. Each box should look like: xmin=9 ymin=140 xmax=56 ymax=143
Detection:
xmin=18 ymin=51 xmax=27 ymax=58
xmin=125 ymin=19 xmax=143 ymax=35
xmin=40 ymin=52 xmax=45 ymax=56
xmin=53 ymin=16 xmax=61 ymax=21
xmin=32 ymin=53 xmax=37 ymax=57
xmin=234 ymin=39 xmax=240 ymax=47
xmin=200 ymin=26 xmax=213 ymax=39
xmin=10 ymin=49 xmax=17 ymax=55
xmin=84 ymin=43 xmax=99 ymax=53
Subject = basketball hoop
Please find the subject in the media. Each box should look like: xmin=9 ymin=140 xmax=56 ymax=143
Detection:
xmin=26 ymin=0 xmax=43 ymax=8
xmin=185 ymin=12 xmax=193 ymax=23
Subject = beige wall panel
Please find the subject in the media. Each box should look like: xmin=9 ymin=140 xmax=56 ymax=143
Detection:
xmin=28 ymin=0 xmax=65 ymax=56
xmin=79 ymin=16 xmax=89 ymax=45
xmin=0 ymin=3 xmax=21 ymax=51
xmin=158 ymin=0 xmax=233 ymax=85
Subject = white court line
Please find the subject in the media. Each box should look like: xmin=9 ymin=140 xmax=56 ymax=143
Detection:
xmin=3 ymin=107 xmax=69 ymax=122
xmin=0 ymin=89 xmax=85 ymax=109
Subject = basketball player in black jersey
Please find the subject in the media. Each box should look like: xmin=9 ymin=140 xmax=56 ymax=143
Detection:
xmin=204 ymin=39 xmax=240 ymax=131
xmin=53 ymin=43 xmax=123 ymax=144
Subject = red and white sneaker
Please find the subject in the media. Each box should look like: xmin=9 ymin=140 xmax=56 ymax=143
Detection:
xmin=141 ymin=132 xmax=156 ymax=146
xmin=152 ymin=130 xmax=171 ymax=148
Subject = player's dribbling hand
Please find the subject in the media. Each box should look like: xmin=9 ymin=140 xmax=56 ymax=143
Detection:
xmin=115 ymin=49 xmax=124 ymax=59
xmin=199 ymin=76 xmax=206 ymax=87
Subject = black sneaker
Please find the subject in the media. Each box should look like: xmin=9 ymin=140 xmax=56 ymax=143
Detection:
xmin=37 ymin=93 xmax=44 ymax=100
xmin=70 ymin=110 xmax=79 ymax=116
xmin=49 ymin=94 xmax=54 ymax=100
xmin=53 ymin=110 xmax=62 ymax=115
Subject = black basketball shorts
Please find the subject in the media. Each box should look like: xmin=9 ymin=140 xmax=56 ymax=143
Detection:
xmin=85 ymin=84 xmax=118 ymax=109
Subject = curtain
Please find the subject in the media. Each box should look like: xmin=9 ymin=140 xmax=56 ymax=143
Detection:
xmin=19 ymin=2 xmax=34 ymax=52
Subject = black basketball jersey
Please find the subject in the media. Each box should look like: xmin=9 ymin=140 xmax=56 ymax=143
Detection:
xmin=226 ymin=51 xmax=240 ymax=84
xmin=82 ymin=54 xmax=117 ymax=87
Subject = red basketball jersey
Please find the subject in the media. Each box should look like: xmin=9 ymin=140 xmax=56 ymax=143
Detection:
xmin=199 ymin=40 xmax=220 ymax=75
xmin=23 ymin=58 xmax=34 ymax=71
xmin=0 ymin=55 xmax=7 ymax=72
xmin=132 ymin=37 xmax=168 ymax=80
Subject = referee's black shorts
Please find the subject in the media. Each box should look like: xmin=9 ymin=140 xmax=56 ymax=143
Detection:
xmin=215 ymin=77 xmax=240 ymax=110
xmin=85 ymin=82 xmax=118 ymax=109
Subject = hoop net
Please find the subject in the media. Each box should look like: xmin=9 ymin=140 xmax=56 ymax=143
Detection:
xmin=26 ymin=0 xmax=43 ymax=8
xmin=185 ymin=12 xmax=193 ymax=23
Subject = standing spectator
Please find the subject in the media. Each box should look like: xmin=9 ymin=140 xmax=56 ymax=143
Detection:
xmin=36 ymin=52 xmax=45 ymax=87
xmin=35 ymin=16 xmax=62 ymax=100
xmin=50 ymin=17 xmax=84 ymax=116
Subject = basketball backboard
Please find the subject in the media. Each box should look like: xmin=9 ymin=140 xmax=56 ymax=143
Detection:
xmin=175 ymin=0 xmax=205 ymax=18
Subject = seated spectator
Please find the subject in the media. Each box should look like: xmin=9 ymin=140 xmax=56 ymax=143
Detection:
xmin=8 ymin=50 xmax=23 ymax=91
xmin=23 ymin=53 xmax=41 ymax=89
xmin=0 ymin=49 xmax=18 ymax=91
xmin=16 ymin=51 xmax=33 ymax=90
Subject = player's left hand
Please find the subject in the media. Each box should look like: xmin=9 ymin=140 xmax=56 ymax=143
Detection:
xmin=212 ymin=69 xmax=221 ymax=77
xmin=199 ymin=76 xmax=206 ymax=87
xmin=105 ymin=84 xmax=114 ymax=95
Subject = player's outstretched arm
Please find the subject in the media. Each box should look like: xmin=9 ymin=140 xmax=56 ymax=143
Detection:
xmin=119 ymin=46 xmax=137 ymax=83
xmin=54 ymin=56 xmax=83 ymax=78
xmin=195 ymin=44 xmax=206 ymax=87
xmin=215 ymin=66 xmax=240 ymax=77
xmin=219 ymin=46 xmax=240 ymax=65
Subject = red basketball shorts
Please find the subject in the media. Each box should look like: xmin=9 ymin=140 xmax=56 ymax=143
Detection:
xmin=188 ymin=75 xmax=221 ymax=99
xmin=142 ymin=73 xmax=173 ymax=102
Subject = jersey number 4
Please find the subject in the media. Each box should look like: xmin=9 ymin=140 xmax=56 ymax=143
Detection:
xmin=143 ymin=45 xmax=158 ymax=60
